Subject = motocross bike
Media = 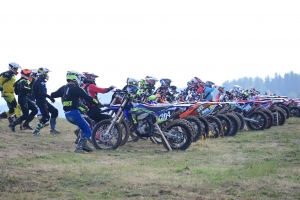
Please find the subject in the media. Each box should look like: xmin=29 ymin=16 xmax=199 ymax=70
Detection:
xmin=231 ymin=101 xmax=268 ymax=131
xmin=93 ymin=90 xmax=193 ymax=151
xmin=281 ymin=98 xmax=300 ymax=118
xmin=256 ymin=97 xmax=287 ymax=126
xmin=136 ymin=88 xmax=201 ymax=144
xmin=210 ymin=102 xmax=240 ymax=136
xmin=172 ymin=101 xmax=223 ymax=139
xmin=218 ymin=90 xmax=246 ymax=131
xmin=258 ymin=96 xmax=290 ymax=119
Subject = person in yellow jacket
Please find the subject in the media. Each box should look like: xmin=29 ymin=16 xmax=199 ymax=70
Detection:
xmin=0 ymin=62 xmax=22 ymax=122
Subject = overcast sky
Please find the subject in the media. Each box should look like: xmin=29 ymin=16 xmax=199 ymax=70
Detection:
xmin=1 ymin=0 xmax=300 ymax=102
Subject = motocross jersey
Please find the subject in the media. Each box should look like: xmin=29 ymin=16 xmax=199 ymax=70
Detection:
xmin=33 ymin=76 xmax=49 ymax=100
xmin=137 ymin=87 xmax=157 ymax=102
xmin=0 ymin=70 xmax=16 ymax=93
xmin=203 ymin=86 xmax=215 ymax=101
xmin=51 ymin=84 xmax=95 ymax=111
xmin=81 ymin=83 xmax=110 ymax=107
xmin=14 ymin=78 xmax=32 ymax=97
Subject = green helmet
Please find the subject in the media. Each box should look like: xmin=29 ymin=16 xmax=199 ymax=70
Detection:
xmin=66 ymin=70 xmax=81 ymax=85
xmin=139 ymin=79 xmax=146 ymax=88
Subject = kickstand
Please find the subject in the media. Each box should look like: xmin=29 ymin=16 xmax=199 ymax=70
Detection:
xmin=243 ymin=123 xmax=249 ymax=131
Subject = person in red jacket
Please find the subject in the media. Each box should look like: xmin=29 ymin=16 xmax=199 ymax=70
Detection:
xmin=81 ymin=72 xmax=115 ymax=123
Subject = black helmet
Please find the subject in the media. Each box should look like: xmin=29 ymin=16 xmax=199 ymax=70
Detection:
xmin=160 ymin=78 xmax=172 ymax=87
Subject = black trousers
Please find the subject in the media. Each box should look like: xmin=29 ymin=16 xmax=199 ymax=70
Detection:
xmin=87 ymin=106 xmax=111 ymax=123
xmin=17 ymin=96 xmax=38 ymax=123
xmin=36 ymin=98 xmax=58 ymax=124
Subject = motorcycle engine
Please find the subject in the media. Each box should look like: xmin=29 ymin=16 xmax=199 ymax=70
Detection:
xmin=135 ymin=115 xmax=155 ymax=135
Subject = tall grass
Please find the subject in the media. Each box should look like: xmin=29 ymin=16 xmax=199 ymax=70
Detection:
xmin=0 ymin=117 xmax=299 ymax=199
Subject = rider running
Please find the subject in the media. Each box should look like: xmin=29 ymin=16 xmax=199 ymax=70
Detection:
xmin=51 ymin=70 xmax=96 ymax=153
xmin=32 ymin=68 xmax=60 ymax=135
xmin=0 ymin=62 xmax=22 ymax=123
xmin=9 ymin=69 xmax=38 ymax=131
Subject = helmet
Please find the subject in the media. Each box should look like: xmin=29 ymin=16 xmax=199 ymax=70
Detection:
xmin=21 ymin=69 xmax=32 ymax=79
xmin=127 ymin=85 xmax=139 ymax=94
xmin=8 ymin=62 xmax=22 ymax=75
xmin=37 ymin=67 xmax=50 ymax=81
xmin=82 ymin=72 xmax=98 ymax=80
xmin=82 ymin=72 xmax=98 ymax=84
xmin=160 ymin=78 xmax=172 ymax=87
xmin=144 ymin=76 xmax=158 ymax=88
xmin=66 ymin=70 xmax=82 ymax=85
xmin=126 ymin=78 xmax=139 ymax=95
xmin=126 ymin=78 xmax=139 ymax=87
xmin=139 ymin=79 xmax=146 ymax=88
xmin=77 ymin=72 xmax=86 ymax=86
xmin=187 ymin=77 xmax=202 ymax=88
xmin=30 ymin=69 xmax=38 ymax=80
xmin=193 ymin=77 xmax=202 ymax=84
xmin=218 ymin=86 xmax=225 ymax=92
xmin=205 ymin=81 xmax=215 ymax=88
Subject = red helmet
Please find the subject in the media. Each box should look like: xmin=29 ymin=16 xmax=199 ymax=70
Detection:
xmin=83 ymin=72 xmax=98 ymax=80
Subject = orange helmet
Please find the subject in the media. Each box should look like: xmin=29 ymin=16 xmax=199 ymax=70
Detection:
xmin=21 ymin=69 xmax=32 ymax=80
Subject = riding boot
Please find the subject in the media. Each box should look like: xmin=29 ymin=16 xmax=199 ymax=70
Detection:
xmin=9 ymin=117 xmax=22 ymax=132
xmin=50 ymin=118 xmax=61 ymax=134
xmin=33 ymin=122 xmax=44 ymax=136
xmin=75 ymin=137 xmax=94 ymax=153
xmin=74 ymin=132 xmax=93 ymax=152
xmin=0 ymin=112 xmax=7 ymax=119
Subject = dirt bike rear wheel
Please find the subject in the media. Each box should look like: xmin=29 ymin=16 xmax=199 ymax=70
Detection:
xmin=225 ymin=113 xmax=240 ymax=136
xmin=161 ymin=119 xmax=193 ymax=150
xmin=233 ymin=112 xmax=245 ymax=130
xmin=183 ymin=116 xmax=203 ymax=142
xmin=246 ymin=111 xmax=267 ymax=131
xmin=260 ymin=109 xmax=274 ymax=129
xmin=204 ymin=115 xmax=223 ymax=138
xmin=270 ymin=107 xmax=286 ymax=126
xmin=289 ymin=106 xmax=300 ymax=117
xmin=196 ymin=116 xmax=210 ymax=139
xmin=215 ymin=114 xmax=232 ymax=136
xmin=278 ymin=105 xmax=290 ymax=119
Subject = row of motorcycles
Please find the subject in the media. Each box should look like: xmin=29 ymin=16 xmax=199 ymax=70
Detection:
xmin=80 ymin=79 xmax=300 ymax=152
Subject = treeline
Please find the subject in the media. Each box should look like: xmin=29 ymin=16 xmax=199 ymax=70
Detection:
xmin=222 ymin=71 xmax=300 ymax=98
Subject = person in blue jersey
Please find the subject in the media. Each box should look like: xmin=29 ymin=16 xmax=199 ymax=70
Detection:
xmin=32 ymin=68 xmax=60 ymax=136
xmin=203 ymin=81 xmax=217 ymax=102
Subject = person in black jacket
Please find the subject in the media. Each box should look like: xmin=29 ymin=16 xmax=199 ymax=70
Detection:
xmin=51 ymin=70 xmax=97 ymax=153
xmin=9 ymin=69 xmax=38 ymax=131
xmin=32 ymin=68 xmax=59 ymax=135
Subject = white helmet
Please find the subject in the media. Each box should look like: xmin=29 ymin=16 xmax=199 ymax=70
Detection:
xmin=8 ymin=62 xmax=22 ymax=75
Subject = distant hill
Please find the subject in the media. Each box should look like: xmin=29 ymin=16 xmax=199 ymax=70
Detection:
xmin=222 ymin=71 xmax=300 ymax=98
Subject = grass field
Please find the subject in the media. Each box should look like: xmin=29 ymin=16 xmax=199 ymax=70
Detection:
xmin=0 ymin=117 xmax=300 ymax=200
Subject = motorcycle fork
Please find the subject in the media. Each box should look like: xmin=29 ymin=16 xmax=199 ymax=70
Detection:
xmin=105 ymin=99 xmax=128 ymax=134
